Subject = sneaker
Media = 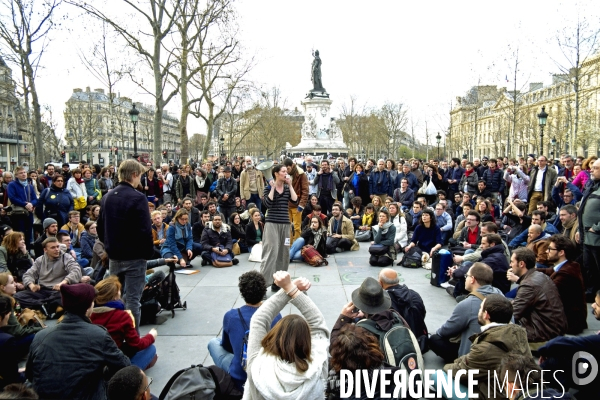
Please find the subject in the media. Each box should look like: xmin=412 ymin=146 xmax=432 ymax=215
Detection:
xmin=232 ymin=258 xmax=239 ymax=265
xmin=445 ymin=286 xmax=456 ymax=298
xmin=271 ymin=284 xmax=280 ymax=292
xmin=440 ymin=282 xmax=453 ymax=289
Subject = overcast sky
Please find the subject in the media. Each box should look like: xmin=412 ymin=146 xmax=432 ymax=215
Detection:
xmin=22 ymin=0 xmax=600 ymax=143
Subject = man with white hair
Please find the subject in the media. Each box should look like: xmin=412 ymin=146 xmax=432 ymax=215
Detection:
xmin=160 ymin=163 xmax=173 ymax=204
xmin=240 ymin=156 xmax=264 ymax=211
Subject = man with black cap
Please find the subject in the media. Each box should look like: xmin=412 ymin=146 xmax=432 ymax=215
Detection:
xmin=215 ymin=165 xmax=238 ymax=222
xmin=26 ymin=283 xmax=130 ymax=400
xmin=33 ymin=217 xmax=58 ymax=259
xmin=61 ymin=163 xmax=72 ymax=182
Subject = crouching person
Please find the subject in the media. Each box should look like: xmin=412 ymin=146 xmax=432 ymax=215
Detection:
xmin=14 ymin=237 xmax=82 ymax=317
xmin=207 ymin=271 xmax=281 ymax=391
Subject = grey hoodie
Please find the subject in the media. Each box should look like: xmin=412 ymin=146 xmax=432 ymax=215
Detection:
xmin=436 ymin=284 xmax=505 ymax=356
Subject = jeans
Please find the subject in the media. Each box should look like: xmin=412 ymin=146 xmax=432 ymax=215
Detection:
xmin=431 ymin=370 xmax=470 ymax=400
xmin=290 ymin=237 xmax=305 ymax=261
xmin=109 ymin=258 xmax=147 ymax=332
xmin=130 ymin=344 xmax=157 ymax=370
xmin=248 ymin=193 xmax=262 ymax=212
xmin=208 ymin=337 xmax=233 ymax=373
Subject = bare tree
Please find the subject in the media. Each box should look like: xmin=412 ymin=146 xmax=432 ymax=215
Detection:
xmin=64 ymin=96 xmax=101 ymax=160
xmin=377 ymin=102 xmax=408 ymax=159
xmin=0 ymin=0 xmax=62 ymax=168
xmin=188 ymin=133 xmax=206 ymax=161
xmin=41 ymin=105 xmax=62 ymax=161
xmin=68 ymin=0 xmax=181 ymax=163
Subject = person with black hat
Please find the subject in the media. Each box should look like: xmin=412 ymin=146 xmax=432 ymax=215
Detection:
xmin=33 ymin=218 xmax=58 ymax=259
xmin=26 ymin=283 xmax=130 ymax=400
xmin=215 ymin=166 xmax=238 ymax=223
xmin=61 ymin=163 xmax=72 ymax=182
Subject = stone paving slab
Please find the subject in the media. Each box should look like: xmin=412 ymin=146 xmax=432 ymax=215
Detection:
xmin=133 ymin=244 xmax=600 ymax=396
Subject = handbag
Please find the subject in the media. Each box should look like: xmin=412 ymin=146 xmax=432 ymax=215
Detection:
xmin=368 ymin=244 xmax=388 ymax=256
xmin=232 ymin=242 xmax=241 ymax=255
xmin=417 ymin=181 xmax=428 ymax=194
xmin=74 ymin=196 xmax=87 ymax=210
xmin=248 ymin=243 xmax=263 ymax=262
xmin=9 ymin=205 xmax=30 ymax=217
xmin=424 ymin=180 xmax=437 ymax=195
xmin=18 ymin=308 xmax=46 ymax=328
xmin=211 ymin=246 xmax=233 ymax=268
xmin=94 ymin=180 xmax=102 ymax=200
xmin=301 ymin=244 xmax=328 ymax=267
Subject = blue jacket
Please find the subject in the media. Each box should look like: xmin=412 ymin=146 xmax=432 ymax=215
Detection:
xmin=508 ymin=222 xmax=559 ymax=248
xmin=480 ymin=245 xmax=511 ymax=293
xmin=7 ymin=180 xmax=37 ymax=208
xmin=551 ymin=182 xmax=582 ymax=209
xmin=447 ymin=167 xmax=465 ymax=192
xmin=369 ymin=169 xmax=391 ymax=196
xmin=395 ymin=172 xmax=419 ymax=194
xmin=80 ymin=231 xmax=96 ymax=261
xmin=161 ymin=222 xmax=193 ymax=259
xmin=35 ymin=186 xmax=74 ymax=228
xmin=482 ymin=167 xmax=505 ymax=193
xmin=435 ymin=212 xmax=453 ymax=232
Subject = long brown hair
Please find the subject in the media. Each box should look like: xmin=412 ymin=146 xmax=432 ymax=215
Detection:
xmin=2 ymin=232 xmax=24 ymax=255
xmin=0 ymin=272 xmax=16 ymax=307
xmin=94 ymin=276 xmax=122 ymax=305
xmin=330 ymin=324 xmax=383 ymax=372
xmin=261 ymin=314 xmax=312 ymax=372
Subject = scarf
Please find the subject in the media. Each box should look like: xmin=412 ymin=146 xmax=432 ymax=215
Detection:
xmin=103 ymin=300 xmax=125 ymax=310
xmin=312 ymin=227 xmax=325 ymax=249
xmin=83 ymin=177 xmax=91 ymax=183
xmin=18 ymin=179 xmax=28 ymax=187
xmin=75 ymin=177 xmax=84 ymax=184
xmin=362 ymin=213 xmax=374 ymax=226
xmin=562 ymin=217 xmax=578 ymax=242
xmin=195 ymin=175 xmax=206 ymax=189
xmin=379 ymin=221 xmax=392 ymax=235
xmin=50 ymin=183 xmax=63 ymax=191
xmin=352 ymin=172 xmax=360 ymax=190
xmin=464 ymin=168 xmax=475 ymax=177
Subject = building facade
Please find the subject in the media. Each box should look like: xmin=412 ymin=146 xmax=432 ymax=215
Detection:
xmin=63 ymin=87 xmax=180 ymax=166
xmin=450 ymin=53 xmax=600 ymax=160
xmin=0 ymin=56 xmax=31 ymax=171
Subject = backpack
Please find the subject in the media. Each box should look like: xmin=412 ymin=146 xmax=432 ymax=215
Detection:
xmin=356 ymin=311 xmax=424 ymax=372
xmin=388 ymin=286 xmax=429 ymax=354
xmin=399 ymin=247 xmax=422 ymax=268
xmin=237 ymin=309 xmax=249 ymax=371
xmin=159 ymin=364 xmax=242 ymax=400
xmin=301 ymin=244 xmax=328 ymax=266
xmin=158 ymin=263 xmax=187 ymax=318
xmin=140 ymin=271 xmax=166 ymax=325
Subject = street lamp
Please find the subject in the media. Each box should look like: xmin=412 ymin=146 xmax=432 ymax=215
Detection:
xmin=435 ymin=132 xmax=441 ymax=159
xmin=537 ymin=106 xmax=548 ymax=156
xmin=551 ymin=136 xmax=557 ymax=160
xmin=129 ymin=103 xmax=139 ymax=159
xmin=219 ymin=135 xmax=225 ymax=165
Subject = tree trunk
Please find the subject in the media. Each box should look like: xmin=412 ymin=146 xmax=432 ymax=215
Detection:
xmin=179 ymin=44 xmax=190 ymax=164
xmin=201 ymin=101 xmax=215 ymax=161
xmin=153 ymin=35 xmax=163 ymax=164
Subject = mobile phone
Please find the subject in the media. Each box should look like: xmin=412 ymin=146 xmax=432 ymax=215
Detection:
xmin=352 ymin=307 xmax=360 ymax=314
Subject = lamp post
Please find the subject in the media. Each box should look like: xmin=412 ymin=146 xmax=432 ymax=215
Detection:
xmin=219 ymin=135 xmax=225 ymax=165
xmin=537 ymin=106 xmax=548 ymax=156
xmin=551 ymin=136 xmax=557 ymax=160
xmin=435 ymin=132 xmax=441 ymax=159
xmin=129 ymin=103 xmax=139 ymax=159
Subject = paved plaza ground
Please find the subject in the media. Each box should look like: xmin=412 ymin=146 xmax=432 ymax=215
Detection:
xmin=135 ymin=244 xmax=600 ymax=395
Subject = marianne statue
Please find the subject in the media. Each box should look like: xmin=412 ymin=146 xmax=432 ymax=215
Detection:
xmin=311 ymin=50 xmax=325 ymax=92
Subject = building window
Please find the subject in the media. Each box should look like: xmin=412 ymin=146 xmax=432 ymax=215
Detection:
xmin=97 ymin=104 xmax=101 ymax=111
xmin=97 ymin=128 xmax=103 ymax=136
xmin=98 ymin=140 xmax=103 ymax=148
xmin=97 ymin=116 xmax=102 ymax=123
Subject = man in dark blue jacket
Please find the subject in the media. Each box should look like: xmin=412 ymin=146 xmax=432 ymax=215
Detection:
xmin=482 ymin=159 xmax=505 ymax=206
xmin=97 ymin=160 xmax=153 ymax=330
xmin=395 ymin=163 xmax=420 ymax=194
xmin=446 ymin=158 xmax=465 ymax=199
xmin=369 ymin=159 xmax=391 ymax=200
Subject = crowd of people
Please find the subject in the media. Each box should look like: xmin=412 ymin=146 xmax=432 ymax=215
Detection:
xmin=0 ymin=151 xmax=598 ymax=399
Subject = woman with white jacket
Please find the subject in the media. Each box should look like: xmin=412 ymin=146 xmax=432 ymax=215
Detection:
xmin=66 ymin=168 xmax=87 ymax=209
xmin=243 ymin=271 xmax=329 ymax=400
xmin=388 ymin=202 xmax=408 ymax=250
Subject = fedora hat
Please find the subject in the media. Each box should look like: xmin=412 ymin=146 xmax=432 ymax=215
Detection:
xmin=351 ymin=277 xmax=391 ymax=315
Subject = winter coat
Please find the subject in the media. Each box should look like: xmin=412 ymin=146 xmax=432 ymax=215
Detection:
xmin=26 ymin=312 xmax=130 ymax=400
xmin=35 ymin=186 xmax=74 ymax=228
xmin=577 ymin=177 xmax=600 ymax=247
xmin=527 ymin=166 xmax=558 ymax=202
xmin=392 ymin=187 xmax=415 ymax=209
xmin=7 ymin=180 xmax=38 ymax=209
xmin=395 ymin=172 xmax=420 ymax=193
xmin=161 ymin=222 xmax=193 ymax=259
xmin=200 ymin=221 xmax=233 ymax=254
xmin=480 ymin=245 xmax=511 ymax=293
xmin=526 ymin=232 xmax=551 ymax=266
xmin=444 ymin=323 xmax=532 ymax=400
xmin=459 ymin=171 xmax=479 ymax=194
xmin=345 ymin=171 xmax=370 ymax=207
xmin=385 ymin=284 xmax=428 ymax=346
xmin=513 ymin=269 xmax=567 ymax=342
xmin=482 ymin=167 xmax=505 ymax=193
xmin=289 ymin=166 xmax=309 ymax=209
xmin=314 ymin=172 xmax=340 ymax=200
xmin=327 ymin=215 xmax=359 ymax=251
xmin=91 ymin=302 xmax=155 ymax=353
xmin=80 ymin=231 xmax=97 ymax=261
xmin=240 ymin=168 xmax=264 ymax=200
xmin=537 ymin=261 xmax=587 ymax=335
xmin=436 ymin=284 xmax=505 ymax=356
xmin=369 ymin=169 xmax=391 ymax=196
xmin=83 ymin=178 xmax=101 ymax=203
xmin=98 ymin=177 xmax=114 ymax=196
xmin=245 ymin=221 xmax=264 ymax=247
xmin=214 ymin=178 xmax=237 ymax=206
xmin=66 ymin=177 xmax=87 ymax=200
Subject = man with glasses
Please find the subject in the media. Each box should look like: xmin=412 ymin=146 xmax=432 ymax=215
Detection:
xmin=434 ymin=203 xmax=453 ymax=244
xmin=108 ymin=366 xmax=155 ymax=400
xmin=552 ymin=175 xmax=582 ymax=209
xmin=559 ymin=154 xmax=576 ymax=183
xmin=526 ymin=155 xmax=557 ymax=215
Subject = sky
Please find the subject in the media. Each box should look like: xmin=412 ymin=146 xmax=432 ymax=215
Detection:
xmin=8 ymin=0 xmax=600 ymax=144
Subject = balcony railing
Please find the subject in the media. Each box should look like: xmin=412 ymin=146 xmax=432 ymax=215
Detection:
xmin=0 ymin=133 xmax=22 ymax=140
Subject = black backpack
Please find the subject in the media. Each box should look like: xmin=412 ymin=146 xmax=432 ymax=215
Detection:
xmin=399 ymin=247 xmax=422 ymax=268
xmin=387 ymin=286 xmax=429 ymax=354
xmin=140 ymin=271 xmax=165 ymax=325
xmin=159 ymin=364 xmax=242 ymax=400
xmin=158 ymin=263 xmax=187 ymax=318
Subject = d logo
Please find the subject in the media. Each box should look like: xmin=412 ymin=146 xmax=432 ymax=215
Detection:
xmin=572 ymin=351 xmax=598 ymax=386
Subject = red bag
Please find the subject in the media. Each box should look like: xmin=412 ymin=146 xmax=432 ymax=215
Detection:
xmin=300 ymin=245 xmax=328 ymax=267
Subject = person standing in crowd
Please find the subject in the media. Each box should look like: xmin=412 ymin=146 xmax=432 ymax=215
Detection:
xmin=97 ymin=160 xmax=154 ymax=331
xmin=283 ymin=159 xmax=308 ymax=243
xmin=61 ymin=163 xmax=72 ymax=182
xmin=345 ymin=162 xmax=370 ymax=208
xmin=446 ymin=157 xmax=465 ymax=200
xmin=160 ymin=164 xmax=173 ymax=205
xmin=35 ymin=174 xmax=73 ymax=229
xmin=240 ymin=156 xmax=264 ymax=211
xmin=215 ymin=166 xmax=237 ymax=223
xmin=314 ymin=159 xmax=339 ymax=216
xmin=369 ymin=159 xmax=391 ymax=202
xmin=578 ymin=158 xmax=600 ymax=302
xmin=175 ymin=168 xmax=196 ymax=204
xmin=260 ymin=164 xmax=298 ymax=291
xmin=527 ymin=155 xmax=557 ymax=215
xmin=459 ymin=162 xmax=479 ymax=196
xmin=98 ymin=167 xmax=114 ymax=197
xmin=7 ymin=167 xmax=37 ymax=249
xmin=141 ymin=167 xmax=160 ymax=206
xmin=504 ymin=164 xmax=530 ymax=204
xmin=82 ymin=168 xmax=101 ymax=206
xmin=39 ymin=164 xmax=56 ymax=189
xmin=482 ymin=158 xmax=505 ymax=207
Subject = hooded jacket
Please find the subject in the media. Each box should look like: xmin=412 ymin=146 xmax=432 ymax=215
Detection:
xmin=90 ymin=302 xmax=155 ymax=352
xmin=444 ymin=323 xmax=532 ymax=400
xmin=436 ymin=284 xmax=505 ymax=356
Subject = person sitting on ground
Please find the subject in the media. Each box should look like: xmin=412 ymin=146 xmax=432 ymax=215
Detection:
xmin=160 ymin=209 xmax=195 ymax=269
xmin=208 ymin=271 xmax=282 ymax=391
xmin=80 ymin=220 xmax=98 ymax=266
xmin=406 ymin=200 xmax=423 ymax=232
xmin=347 ymin=196 xmax=364 ymax=230
xmin=150 ymin=210 xmax=168 ymax=257
xmin=369 ymin=209 xmax=396 ymax=267
xmin=0 ymin=232 xmax=33 ymax=283
xmin=434 ymin=202 xmax=453 ymax=244
xmin=0 ymin=272 xmax=44 ymax=358
xmin=326 ymin=203 xmax=359 ymax=254
xmin=451 ymin=202 xmax=473 ymax=239
xmin=57 ymin=232 xmax=92 ymax=278
xmin=26 ymin=283 xmax=130 ymax=400
xmin=525 ymin=224 xmax=552 ymax=267
xmin=509 ymin=248 xmax=567 ymax=344
xmin=378 ymin=268 xmax=428 ymax=352
xmin=434 ymin=295 xmax=532 ymax=400
xmin=508 ymin=210 xmax=560 ymax=249
xmin=0 ymin=296 xmax=21 ymax=390
xmin=107 ymin=366 xmax=156 ymax=400
xmin=181 ymin=197 xmax=201 ymax=226
xmin=476 ymin=198 xmax=495 ymax=223
xmin=206 ymin=201 xmax=225 ymax=221
xmin=91 ymin=276 xmax=158 ymax=370
xmin=199 ymin=214 xmax=238 ymax=267
xmin=290 ymin=216 xmax=328 ymax=262
xmin=386 ymin=202 xmax=408 ymax=252
xmin=430 ymin=263 xmax=505 ymax=363
xmin=192 ymin=210 xmax=210 ymax=244
xmin=245 ymin=208 xmax=264 ymax=252
xmin=537 ymin=235 xmax=587 ymax=335
xmin=392 ymin=177 xmax=415 ymax=211
xmin=403 ymin=208 xmax=442 ymax=258
xmin=229 ymin=212 xmax=248 ymax=253
xmin=450 ymin=210 xmax=481 ymax=252
xmin=61 ymin=211 xmax=85 ymax=251
xmin=243 ymin=271 xmax=328 ymax=399
xmin=502 ymin=199 xmax=532 ymax=244
xmin=472 ymin=179 xmax=492 ymax=200
xmin=300 ymin=204 xmax=328 ymax=230
xmin=354 ymin=203 xmax=377 ymax=242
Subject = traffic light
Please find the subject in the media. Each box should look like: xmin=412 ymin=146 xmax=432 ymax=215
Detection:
xmin=162 ymin=150 xmax=167 ymax=158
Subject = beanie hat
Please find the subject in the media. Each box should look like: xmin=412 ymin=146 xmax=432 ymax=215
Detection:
xmin=43 ymin=218 xmax=58 ymax=231
xmin=60 ymin=284 xmax=96 ymax=315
